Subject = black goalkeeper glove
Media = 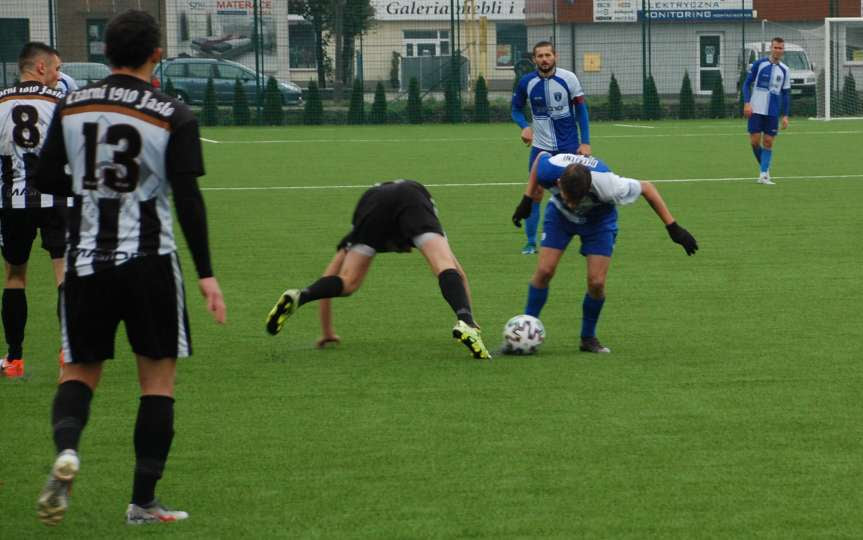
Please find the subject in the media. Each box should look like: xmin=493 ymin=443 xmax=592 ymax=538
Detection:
xmin=512 ymin=195 xmax=534 ymax=228
xmin=666 ymin=222 xmax=698 ymax=255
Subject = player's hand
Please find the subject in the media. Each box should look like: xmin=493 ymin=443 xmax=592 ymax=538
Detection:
xmin=520 ymin=127 xmax=533 ymax=146
xmin=666 ymin=222 xmax=698 ymax=256
xmin=198 ymin=277 xmax=227 ymax=324
xmin=316 ymin=335 xmax=341 ymax=348
xmin=781 ymin=116 xmax=789 ymax=130
xmin=743 ymin=103 xmax=752 ymax=118
xmin=512 ymin=195 xmax=534 ymax=227
xmin=577 ymin=143 xmax=591 ymax=156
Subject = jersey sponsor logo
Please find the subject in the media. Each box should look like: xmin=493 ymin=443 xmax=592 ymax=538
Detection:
xmin=558 ymin=154 xmax=599 ymax=168
xmin=68 ymin=247 xmax=144 ymax=263
xmin=0 ymin=84 xmax=63 ymax=101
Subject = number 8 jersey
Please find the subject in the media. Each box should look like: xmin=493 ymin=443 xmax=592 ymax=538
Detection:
xmin=0 ymin=82 xmax=66 ymax=209
xmin=38 ymin=74 xmax=205 ymax=277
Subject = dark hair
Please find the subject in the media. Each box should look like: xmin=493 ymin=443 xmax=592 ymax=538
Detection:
xmin=18 ymin=42 xmax=60 ymax=72
xmin=105 ymin=9 xmax=160 ymax=68
xmin=533 ymin=41 xmax=556 ymax=56
xmin=558 ymin=164 xmax=592 ymax=205
xmin=772 ymin=37 xmax=784 ymax=44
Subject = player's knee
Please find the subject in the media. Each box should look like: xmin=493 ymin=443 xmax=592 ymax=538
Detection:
xmin=762 ymin=139 xmax=774 ymax=149
xmin=587 ymin=277 xmax=605 ymax=297
xmin=339 ymin=277 xmax=360 ymax=295
xmin=533 ymin=266 xmax=556 ymax=287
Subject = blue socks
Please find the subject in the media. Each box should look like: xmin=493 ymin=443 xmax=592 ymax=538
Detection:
xmin=524 ymin=201 xmax=540 ymax=246
xmin=525 ymin=284 xmax=548 ymax=318
xmin=580 ymin=294 xmax=605 ymax=338
xmin=760 ymin=148 xmax=772 ymax=173
xmin=751 ymin=145 xmax=762 ymax=164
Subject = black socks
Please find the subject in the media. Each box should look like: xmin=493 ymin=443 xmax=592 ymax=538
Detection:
xmin=299 ymin=275 xmax=345 ymax=306
xmin=438 ymin=269 xmax=475 ymax=327
xmin=52 ymin=380 xmax=93 ymax=453
xmin=2 ymin=288 xmax=26 ymax=359
xmin=132 ymin=395 xmax=175 ymax=506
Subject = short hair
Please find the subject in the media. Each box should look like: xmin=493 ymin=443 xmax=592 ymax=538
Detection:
xmin=18 ymin=42 xmax=60 ymax=73
xmin=772 ymin=37 xmax=784 ymax=45
xmin=533 ymin=41 xmax=556 ymax=56
xmin=105 ymin=9 xmax=160 ymax=68
xmin=558 ymin=163 xmax=592 ymax=205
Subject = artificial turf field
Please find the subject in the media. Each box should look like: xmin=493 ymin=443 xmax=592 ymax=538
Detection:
xmin=2 ymin=119 xmax=862 ymax=537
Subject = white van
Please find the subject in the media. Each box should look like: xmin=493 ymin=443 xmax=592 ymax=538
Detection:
xmin=738 ymin=42 xmax=816 ymax=96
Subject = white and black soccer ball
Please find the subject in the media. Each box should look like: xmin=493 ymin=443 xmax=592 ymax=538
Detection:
xmin=502 ymin=314 xmax=545 ymax=355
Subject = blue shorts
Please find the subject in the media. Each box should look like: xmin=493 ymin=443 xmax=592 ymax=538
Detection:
xmin=540 ymin=202 xmax=618 ymax=257
xmin=748 ymin=113 xmax=779 ymax=136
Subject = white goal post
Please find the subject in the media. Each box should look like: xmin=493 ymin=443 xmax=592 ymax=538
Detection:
xmin=822 ymin=17 xmax=863 ymax=120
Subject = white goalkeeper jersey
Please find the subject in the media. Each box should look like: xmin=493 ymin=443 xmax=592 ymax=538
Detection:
xmin=0 ymin=82 xmax=67 ymax=209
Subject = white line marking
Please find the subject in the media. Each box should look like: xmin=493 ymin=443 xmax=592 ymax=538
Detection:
xmin=205 ymin=130 xmax=863 ymax=144
xmin=200 ymin=174 xmax=863 ymax=192
xmin=613 ymin=124 xmax=655 ymax=129
xmin=200 ymin=137 xmax=220 ymax=143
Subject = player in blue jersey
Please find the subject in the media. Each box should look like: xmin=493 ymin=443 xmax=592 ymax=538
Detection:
xmin=742 ymin=37 xmax=791 ymax=185
xmin=509 ymin=152 xmax=698 ymax=353
xmin=511 ymin=41 xmax=590 ymax=254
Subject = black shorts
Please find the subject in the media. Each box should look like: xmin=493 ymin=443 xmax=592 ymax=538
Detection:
xmin=0 ymin=207 xmax=67 ymax=264
xmin=60 ymin=253 xmax=191 ymax=363
xmin=337 ymin=180 xmax=444 ymax=253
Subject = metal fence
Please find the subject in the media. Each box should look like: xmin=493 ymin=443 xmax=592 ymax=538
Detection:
xmin=2 ymin=1 xmax=861 ymax=120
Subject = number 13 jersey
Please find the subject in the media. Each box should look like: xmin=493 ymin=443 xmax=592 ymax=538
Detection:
xmin=40 ymin=74 xmax=205 ymax=277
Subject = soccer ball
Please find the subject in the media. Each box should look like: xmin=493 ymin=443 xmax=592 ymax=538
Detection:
xmin=502 ymin=315 xmax=545 ymax=355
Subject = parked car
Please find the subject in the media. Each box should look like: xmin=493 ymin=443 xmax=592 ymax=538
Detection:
xmin=61 ymin=61 xmax=161 ymax=89
xmin=738 ymin=42 xmax=817 ymax=96
xmin=61 ymin=62 xmax=111 ymax=88
xmin=154 ymin=57 xmax=302 ymax=105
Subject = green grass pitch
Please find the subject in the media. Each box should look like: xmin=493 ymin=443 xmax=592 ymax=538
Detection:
xmin=2 ymin=119 xmax=862 ymax=537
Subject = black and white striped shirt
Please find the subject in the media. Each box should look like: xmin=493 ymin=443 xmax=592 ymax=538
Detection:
xmin=0 ymin=82 xmax=69 ymax=209
xmin=37 ymin=74 xmax=206 ymax=277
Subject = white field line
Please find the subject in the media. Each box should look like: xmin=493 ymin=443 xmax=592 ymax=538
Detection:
xmin=202 ymin=130 xmax=863 ymax=144
xmin=200 ymin=174 xmax=863 ymax=192
xmin=614 ymin=124 xmax=655 ymax=128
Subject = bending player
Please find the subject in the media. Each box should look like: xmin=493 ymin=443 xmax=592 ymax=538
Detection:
xmin=509 ymin=152 xmax=698 ymax=353
xmin=265 ymin=179 xmax=491 ymax=360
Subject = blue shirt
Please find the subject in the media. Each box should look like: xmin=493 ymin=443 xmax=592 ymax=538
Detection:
xmin=743 ymin=58 xmax=791 ymax=117
xmin=511 ymin=68 xmax=590 ymax=152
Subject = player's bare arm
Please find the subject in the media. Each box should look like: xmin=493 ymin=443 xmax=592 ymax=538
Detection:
xmin=743 ymin=103 xmax=753 ymax=118
xmin=316 ymin=250 xmax=347 ymax=348
xmin=577 ymin=143 xmax=592 ymax=156
xmin=520 ymin=126 xmax=533 ymax=145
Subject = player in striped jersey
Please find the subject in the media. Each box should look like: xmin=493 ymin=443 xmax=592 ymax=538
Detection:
xmin=0 ymin=42 xmax=67 ymax=378
xmin=33 ymin=10 xmax=226 ymax=526
xmin=512 ymin=41 xmax=591 ymax=255
xmin=509 ymin=152 xmax=698 ymax=354
xmin=742 ymin=37 xmax=791 ymax=185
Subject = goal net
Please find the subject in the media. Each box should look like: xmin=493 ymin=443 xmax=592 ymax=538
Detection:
xmin=820 ymin=17 xmax=863 ymax=120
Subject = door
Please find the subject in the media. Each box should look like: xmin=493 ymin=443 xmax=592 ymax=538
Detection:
xmin=698 ymin=34 xmax=722 ymax=94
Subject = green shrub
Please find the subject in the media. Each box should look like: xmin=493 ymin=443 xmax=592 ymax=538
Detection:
xmin=407 ymin=77 xmax=422 ymax=124
xmin=709 ymin=73 xmax=726 ymax=118
xmin=607 ymin=73 xmax=622 ymax=120
xmin=304 ymin=80 xmax=323 ymax=125
xmin=679 ymin=70 xmax=695 ymax=119
xmin=444 ymin=61 xmax=462 ymax=123
xmin=473 ymin=75 xmax=489 ymax=122
xmin=201 ymin=77 xmax=218 ymax=126
xmin=370 ymin=81 xmax=387 ymax=124
xmin=642 ymin=74 xmax=661 ymax=120
xmin=840 ymin=71 xmax=860 ymax=116
xmin=262 ymin=76 xmax=283 ymax=125
xmin=347 ymin=78 xmax=365 ymax=124
xmin=232 ymin=79 xmax=250 ymax=126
